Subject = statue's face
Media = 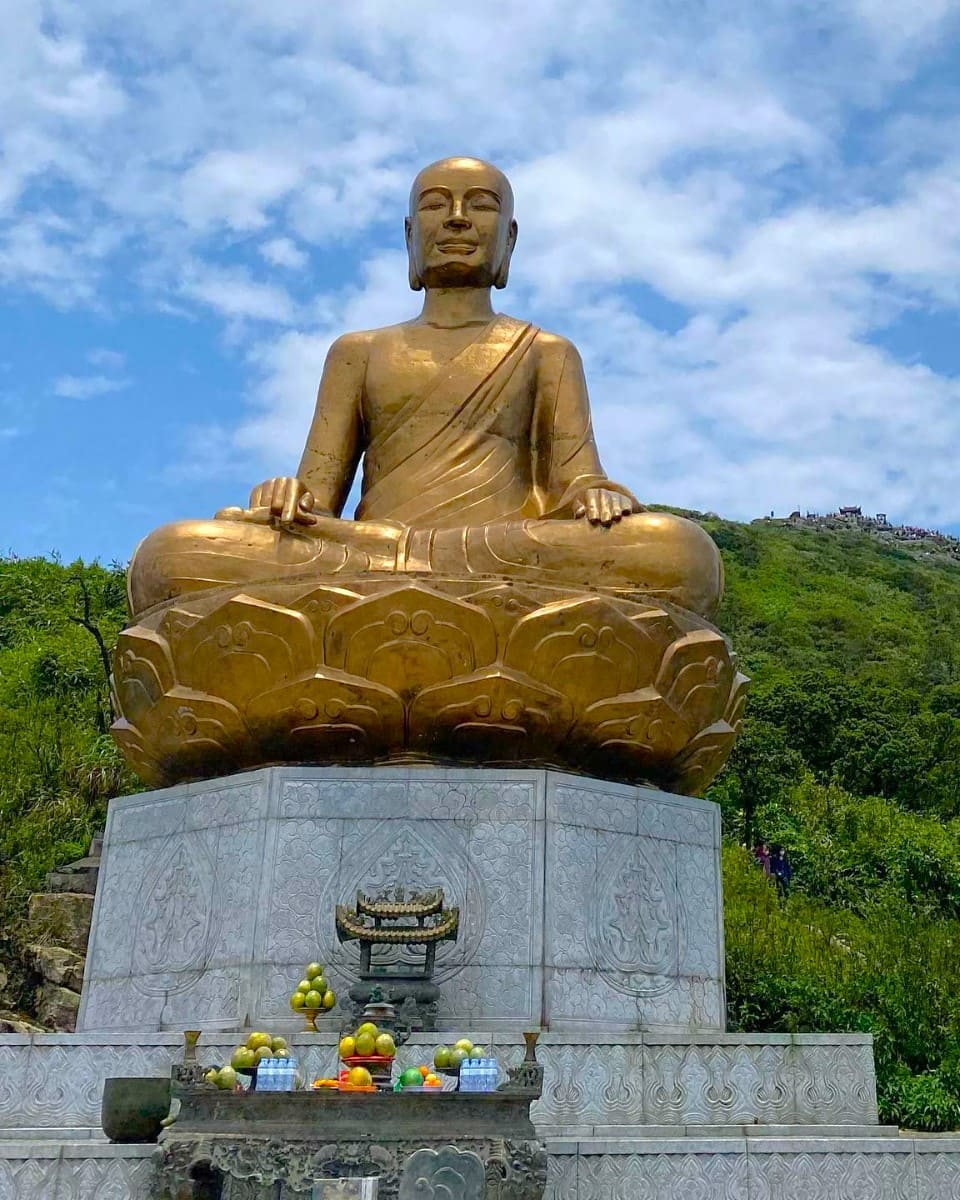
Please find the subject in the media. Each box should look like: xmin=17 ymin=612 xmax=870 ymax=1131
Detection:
xmin=406 ymin=159 xmax=517 ymax=290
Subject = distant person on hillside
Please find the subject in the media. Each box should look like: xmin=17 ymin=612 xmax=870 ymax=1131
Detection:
xmin=753 ymin=842 xmax=772 ymax=877
xmin=771 ymin=847 xmax=793 ymax=897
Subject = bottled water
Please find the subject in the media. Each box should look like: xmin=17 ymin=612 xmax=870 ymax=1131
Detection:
xmin=258 ymin=1058 xmax=274 ymax=1092
xmin=459 ymin=1056 xmax=498 ymax=1092
xmin=256 ymin=1055 xmax=298 ymax=1092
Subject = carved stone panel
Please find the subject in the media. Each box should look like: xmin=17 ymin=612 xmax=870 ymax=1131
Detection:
xmin=82 ymin=766 xmax=719 ymax=1034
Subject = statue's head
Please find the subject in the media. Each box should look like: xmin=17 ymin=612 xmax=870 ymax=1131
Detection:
xmin=405 ymin=157 xmax=518 ymax=292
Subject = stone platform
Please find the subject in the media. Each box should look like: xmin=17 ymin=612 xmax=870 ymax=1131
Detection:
xmin=0 ymin=1032 xmax=880 ymax=1136
xmin=79 ymin=767 xmax=725 ymax=1035
xmin=0 ymin=1029 xmax=909 ymax=1199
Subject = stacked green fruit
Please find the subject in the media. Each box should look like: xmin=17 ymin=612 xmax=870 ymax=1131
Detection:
xmin=289 ymin=961 xmax=336 ymax=1012
xmin=204 ymin=1032 xmax=289 ymax=1089
xmin=433 ymin=1038 xmax=484 ymax=1070
xmin=339 ymin=1021 xmax=396 ymax=1061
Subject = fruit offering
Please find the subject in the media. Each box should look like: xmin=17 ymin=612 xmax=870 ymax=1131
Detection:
xmin=289 ymin=961 xmax=337 ymax=1029
xmin=396 ymin=1064 xmax=442 ymax=1090
xmin=203 ymin=1032 xmax=291 ymax=1090
xmin=433 ymin=1038 xmax=485 ymax=1071
xmin=203 ymin=1064 xmax=239 ymax=1091
xmin=339 ymin=1021 xmax=397 ymax=1064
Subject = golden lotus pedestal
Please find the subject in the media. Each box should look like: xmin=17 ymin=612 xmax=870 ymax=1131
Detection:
xmin=111 ymin=573 xmax=747 ymax=796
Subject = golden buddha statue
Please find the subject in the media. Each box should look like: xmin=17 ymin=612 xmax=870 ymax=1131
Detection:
xmin=128 ymin=157 xmax=721 ymax=620
xmin=113 ymin=158 xmax=746 ymax=794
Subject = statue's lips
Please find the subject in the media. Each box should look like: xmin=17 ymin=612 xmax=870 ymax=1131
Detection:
xmin=436 ymin=242 xmax=477 ymax=254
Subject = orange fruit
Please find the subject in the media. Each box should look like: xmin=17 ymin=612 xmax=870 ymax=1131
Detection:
xmin=419 ymin=1065 xmax=429 ymax=1078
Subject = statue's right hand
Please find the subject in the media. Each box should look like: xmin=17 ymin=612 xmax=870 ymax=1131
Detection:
xmin=214 ymin=477 xmax=319 ymax=527
xmin=246 ymin=477 xmax=318 ymax=526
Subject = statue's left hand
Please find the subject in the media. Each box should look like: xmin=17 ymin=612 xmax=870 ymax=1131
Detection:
xmin=575 ymin=487 xmax=641 ymax=526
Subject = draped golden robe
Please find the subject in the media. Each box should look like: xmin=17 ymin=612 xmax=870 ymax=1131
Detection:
xmin=127 ymin=315 xmax=722 ymax=619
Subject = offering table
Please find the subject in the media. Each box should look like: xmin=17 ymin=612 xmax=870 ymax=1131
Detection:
xmin=154 ymin=1086 xmax=547 ymax=1199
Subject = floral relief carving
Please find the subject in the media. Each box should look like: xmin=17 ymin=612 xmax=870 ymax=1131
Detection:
xmin=131 ymin=836 xmax=217 ymax=994
xmin=592 ymin=836 xmax=678 ymax=983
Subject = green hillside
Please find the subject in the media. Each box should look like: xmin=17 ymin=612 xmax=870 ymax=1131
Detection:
xmin=3 ymin=520 xmax=960 ymax=1128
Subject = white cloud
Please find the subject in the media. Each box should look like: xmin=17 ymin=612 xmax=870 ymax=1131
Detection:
xmin=259 ymin=237 xmax=307 ymax=270
xmin=52 ymin=374 xmax=130 ymax=399
xmin=179 ymin=264 xmax=297 ymax=323
xmin=3 ymin=0 xmax=960 ymax=528
xmin=86 ymin=348 xmax=125 ymax=370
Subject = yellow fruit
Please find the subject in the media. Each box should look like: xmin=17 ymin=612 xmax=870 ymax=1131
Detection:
xmin=433 ymin=1046 xmax=451 ymax=1069
xmin=454 ymin=1038 xmax=473 ymax=1054
xmin=274 ymin=1048 xmax=290 ymax=1059
xmin=374 ymin=1033 xmax=396 ymax=1057
xmin=246 ymin=1032 xmax=272 ymax=1052
xmin=339 ymin=1036 xmax=356 ymax=1059
xmin=425 ymin=1073 xmax=440 ymax=1086
xmin=304 ymin=989 xmax=323 ymax=1009
xmin=255 ymin=1045 xmax=273 ymax=1062
xmin=271 ymin=1036 xmax=287 ymax=1052
xmin=305 ymin=962 xmax=324 ymax=980
xmin=290 ymin=991 xmax=306 ymax=1010
xmin=356 ymin=1022 xmax=378 ymax=1038
xmin=347 ymin=1066 xmax=373 ymax=1087
xmin=204 ymin=1068 xmax=219 ymax=1085
xmin=297 ymin=980 xmax=312 ymax=993
xmin=321 ymin=989 xmax=336 ymax=1010
xmin=354 ymin=1031 xmax=376 ymax=1056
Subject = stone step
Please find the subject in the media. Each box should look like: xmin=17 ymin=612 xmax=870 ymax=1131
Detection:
xmin=545 ymin=1134 xmax=960 ymax=1199
xmin=0 ymin=1128 xmax=101 ymax=1141
xmin=0 ymin=1140 xmax=153 ymax=1199
xmin=4 ymin=1132 xmax=960 ymax=1199
xmin=540 ymin=1122 xmax=901 ymax=1139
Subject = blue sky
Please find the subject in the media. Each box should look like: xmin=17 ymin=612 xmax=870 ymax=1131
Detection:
xmin=3 ymin=0 xmax=960 ymax=563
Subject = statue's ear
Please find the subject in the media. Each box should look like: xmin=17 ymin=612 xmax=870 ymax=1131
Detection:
xmin=405 ymin=217 xmax=423 ymax=291
xmin=494 ymin=219 xmax=518 ymax=289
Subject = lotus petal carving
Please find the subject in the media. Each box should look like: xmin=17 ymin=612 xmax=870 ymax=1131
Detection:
xmin=111 ymin=574 xmax=748 ymax=794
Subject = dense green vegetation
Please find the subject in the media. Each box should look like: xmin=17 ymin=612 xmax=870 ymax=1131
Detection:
xmin=2 ymin=520 xmax=960 ymax=1128
xmin=0 ymin=557 xmax=136 ymax=1006
xmin=706 ymin=518 xmax=960 ymax=1130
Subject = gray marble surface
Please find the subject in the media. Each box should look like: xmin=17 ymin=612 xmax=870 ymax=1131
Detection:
xmin=78 ymin=766 xmax=725 ymax=1035
xmin=0 ymin=1031 xmax=878 ymax=1134
xmin=7 ymin=1133 xmax=960 ymax=1200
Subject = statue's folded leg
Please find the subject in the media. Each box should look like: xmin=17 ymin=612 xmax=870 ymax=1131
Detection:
xmin=127 ymin=516 xmax=401 ymax=616
xmin=417 ymin=511 xmax=723 ymax=619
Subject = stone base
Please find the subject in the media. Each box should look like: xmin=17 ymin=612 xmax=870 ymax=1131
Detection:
xmin=0 ymin=1032 xmax=880 ymax=1135
xmin=78 ymin=767 xmax=725 ymax=1036
xmin=7 ymin=1132 xmax=960 ymax=1200
xmin=546 ymin=1134 xmax=960 ymax=1199
xmin=0 ymin=1140 xmax=154 ymax=1199
xmin=2 ymin=1031 xmax=958 ymax=1199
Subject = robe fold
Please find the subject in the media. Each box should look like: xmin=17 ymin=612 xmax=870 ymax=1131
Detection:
xmin=356 ymin=315 xmax=541 ymax=528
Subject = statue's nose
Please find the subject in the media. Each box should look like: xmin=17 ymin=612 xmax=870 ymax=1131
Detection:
xmin=444 ymin=208 xmax=471 ymax=229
